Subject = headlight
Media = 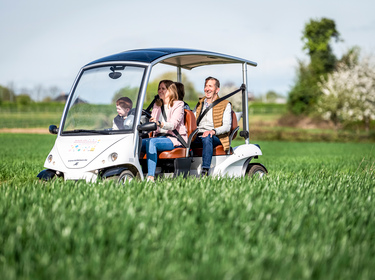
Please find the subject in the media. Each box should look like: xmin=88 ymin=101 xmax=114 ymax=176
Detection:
xmin=48 ymin=155 xmax=53 ymax=163
xmin=110 ymin=152 xmax=118 ymax=162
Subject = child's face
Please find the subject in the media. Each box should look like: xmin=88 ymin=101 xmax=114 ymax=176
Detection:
xmin=116 ymin=105 xmax=129 ymax=117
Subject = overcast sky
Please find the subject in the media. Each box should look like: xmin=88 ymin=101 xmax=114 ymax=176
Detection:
xmin=0 ymin=0 xmax=374 ymax=99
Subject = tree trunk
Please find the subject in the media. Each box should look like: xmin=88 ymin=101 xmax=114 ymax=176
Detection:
xmin=365 ymin=117 xmax=370 ymax=132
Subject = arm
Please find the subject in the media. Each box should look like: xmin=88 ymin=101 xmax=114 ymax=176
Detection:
xmin=150 ymin=104 xmax=161 ymax=133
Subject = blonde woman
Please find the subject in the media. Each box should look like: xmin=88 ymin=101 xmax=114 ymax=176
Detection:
xmin=141 ymin=83 xmax=187 ymax=182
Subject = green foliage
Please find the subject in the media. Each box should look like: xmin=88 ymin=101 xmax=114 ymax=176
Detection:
xmin=0 ymin=84 xmax=16 ymax=103
xmin=0 ymin=103 xmax=65 ymax=129
xmin=0 ymin=134 xmax=374 ymax=279
xmin=302 ymin=18 xmax=340 ymax=52
xmin=264 ymin=90 xmax=279 ymax=103
xmin=288 ymin=18 xmax=341 ymax=115
xmin=146 ymin=79 xmax=159 ymax=103
xmin=302 ymin=18 xmax=341 ymax=75
xmin=63 ymin=103 xmax=114 ymax=130
xmin=249 ymin=102 xmax=287 ymax=115
xmin=146 ymin=72 xmax=199 ymax=103
xmin=0 ymin=102 xmax=65 ymax=112
xmin=338 ymin=46 xmax=361 ymax=68
xmin=111 ymin=86 xmax=139 ymax=104
xmin=16 ymin=94 xmax=32 ymax=105
xmin=288 ymin=60 xmax=320 ymax=114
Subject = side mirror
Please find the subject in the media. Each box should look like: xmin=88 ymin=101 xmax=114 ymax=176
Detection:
xmin=49 ymin=125 xmax=59 ymax=134
xmin=137 ymin=122 xmax=157 ymax=132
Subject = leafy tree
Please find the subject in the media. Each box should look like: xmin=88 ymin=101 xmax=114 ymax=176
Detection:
xmin=42 ymin=96 xmax=53 ymax=102
xmin=317 ymin=49 xmax=375 ymax=131
xmin=302 ymin=18 xmax=341 ymax=75
xmin=112 ymin=86 xmax=139 ymax=105
xmin=0 ymin=84 xmax=16 ymax=103
xmin=146 ymin=72 xmax=199 ymax=102
xmin=16 ymin=94 xmax=33 ymax=105
xmin=288 ymin=60 xmax=320 ymax=114
xmin=338 ymin=46 xmax=360 ymax=68
xmin=265 ymin=90 xmax=280 ymax=103
xmin=146 ymin=80 xmax=159 ymax=103
xmin=288 ymin=18 xmax=341 ymax=114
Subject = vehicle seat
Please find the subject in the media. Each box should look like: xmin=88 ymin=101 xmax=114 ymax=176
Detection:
xmin=142 ymin=109 xmax=198 ymax=159
xmin=193 ymin=110 xmax=239 ymax=156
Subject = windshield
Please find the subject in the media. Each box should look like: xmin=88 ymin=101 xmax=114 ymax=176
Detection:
xmin=61 ymin=65 xmax=145 ymax=135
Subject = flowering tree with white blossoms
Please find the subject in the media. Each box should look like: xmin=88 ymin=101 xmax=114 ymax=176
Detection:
xmin=317 ymin=51 xmax=375 ymax=131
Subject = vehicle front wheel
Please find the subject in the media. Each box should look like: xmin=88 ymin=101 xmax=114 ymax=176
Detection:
xmin=117 ymin=170 xmax=135 ymax=184
xmin=247 ymin=164 xmax=267 ymax=179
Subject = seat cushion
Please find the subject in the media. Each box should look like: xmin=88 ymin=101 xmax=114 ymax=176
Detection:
xmin=142 ymin=148 xmax=187 ymax=159
xmin=192 ymin=145 xmax=232 ymax=156
xmin=159 ymin=148 xmax=186 ymax=159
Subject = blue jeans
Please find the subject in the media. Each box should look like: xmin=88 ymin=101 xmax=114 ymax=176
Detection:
xmin=192 ymin=134 xmax=221 ymax=169
xmin=141 ymin=137 xmax=175 ymax=177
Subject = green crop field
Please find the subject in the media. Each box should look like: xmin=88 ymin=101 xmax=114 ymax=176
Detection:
xmin=0 ymin=133 xmax=374 ymax=279
xmin=0 ymin=102 xmax=285 ymax=129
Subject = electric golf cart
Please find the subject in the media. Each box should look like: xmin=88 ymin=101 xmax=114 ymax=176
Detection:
xmin=37 ymin=48 xmax=267 ymax=182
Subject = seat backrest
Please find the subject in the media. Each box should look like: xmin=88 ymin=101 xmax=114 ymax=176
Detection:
xmin=184 ymin=109 xmax=197 ymax=137
xmin=231 ymin=110 xmax=238 ymax=140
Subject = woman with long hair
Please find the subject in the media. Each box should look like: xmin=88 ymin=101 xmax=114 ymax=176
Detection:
xmin=142 ymin=83 xmax=187 ymax=182
xmin=157 ymin=79 xmax=173 ymax=102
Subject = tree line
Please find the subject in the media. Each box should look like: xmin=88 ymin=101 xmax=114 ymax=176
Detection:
xmin=0 ymin=84 xmax=62 ymax=105
xmin=288 ymin=17 xmax=375 ymax=131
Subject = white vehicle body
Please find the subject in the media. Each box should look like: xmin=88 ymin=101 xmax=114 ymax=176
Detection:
xmin=38 ymin=48 xmax=267 ymax=182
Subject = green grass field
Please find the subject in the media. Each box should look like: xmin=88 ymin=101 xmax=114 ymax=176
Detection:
xmin=0 ymin=134 xmax=374 ymax=279
xmin=0 ymin=102 xmax=286 ymax=129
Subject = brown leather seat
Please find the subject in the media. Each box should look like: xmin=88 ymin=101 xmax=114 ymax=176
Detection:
xmin=193 ymin=110 xmax=239 ymax=156
xmin=142 ymin=109 xmax=198 ymax=159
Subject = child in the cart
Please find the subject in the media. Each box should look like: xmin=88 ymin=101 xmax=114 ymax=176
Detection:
xmin=112 ymin=97 xmax=134 ymax=130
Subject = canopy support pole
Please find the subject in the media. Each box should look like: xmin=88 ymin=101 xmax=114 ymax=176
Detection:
xmin=177 ymin=66 xmax=182 ymax=82
xmin=242 ymin=62 xmax=249 ymax=144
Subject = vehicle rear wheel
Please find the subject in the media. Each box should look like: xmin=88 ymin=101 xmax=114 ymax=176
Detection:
xmin=247 ymin=164 xmax=267 ymax=179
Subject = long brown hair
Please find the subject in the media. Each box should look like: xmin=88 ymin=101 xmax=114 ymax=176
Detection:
xmin=155 ymin=81 xmax=178 ymax=107
xmin=166 ymin=83 xmax=179 ymax=107
xmin=159 ymin=79 xmax=173 ymax=88
xmin=174 ymin=82 xmax=185 ymax=101
xmin=155 ymin=80 xmax=173 ymax=107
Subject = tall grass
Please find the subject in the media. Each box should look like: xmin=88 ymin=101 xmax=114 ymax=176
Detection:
xmin=0 ymin=134 xmax=374 ymax=279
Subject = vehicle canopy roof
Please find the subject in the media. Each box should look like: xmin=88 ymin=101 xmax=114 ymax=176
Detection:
xmin=86 ymin=48 xmax=257 ymax=70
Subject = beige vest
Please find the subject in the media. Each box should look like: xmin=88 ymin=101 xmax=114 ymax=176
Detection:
xmin=195 ymin=96 xmax=231 ymax=151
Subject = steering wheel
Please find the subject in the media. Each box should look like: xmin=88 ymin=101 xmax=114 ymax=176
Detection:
xmin=142 ymin=109 xmax=152 ymax=118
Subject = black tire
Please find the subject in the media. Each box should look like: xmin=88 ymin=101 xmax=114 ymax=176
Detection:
xmin=247 ymin=164 xmax=267 ymax=178
xmin=105 ymin=170 xmax=135 ymax=184
xmin=117 ymin=170 xmax=135 ymax=184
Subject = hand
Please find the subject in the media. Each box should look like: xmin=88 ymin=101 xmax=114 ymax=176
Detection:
xmin=150 ymin=117 xmax=163 ymax=128
xmin=202 ymin=130 xmax=215 ymax=138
